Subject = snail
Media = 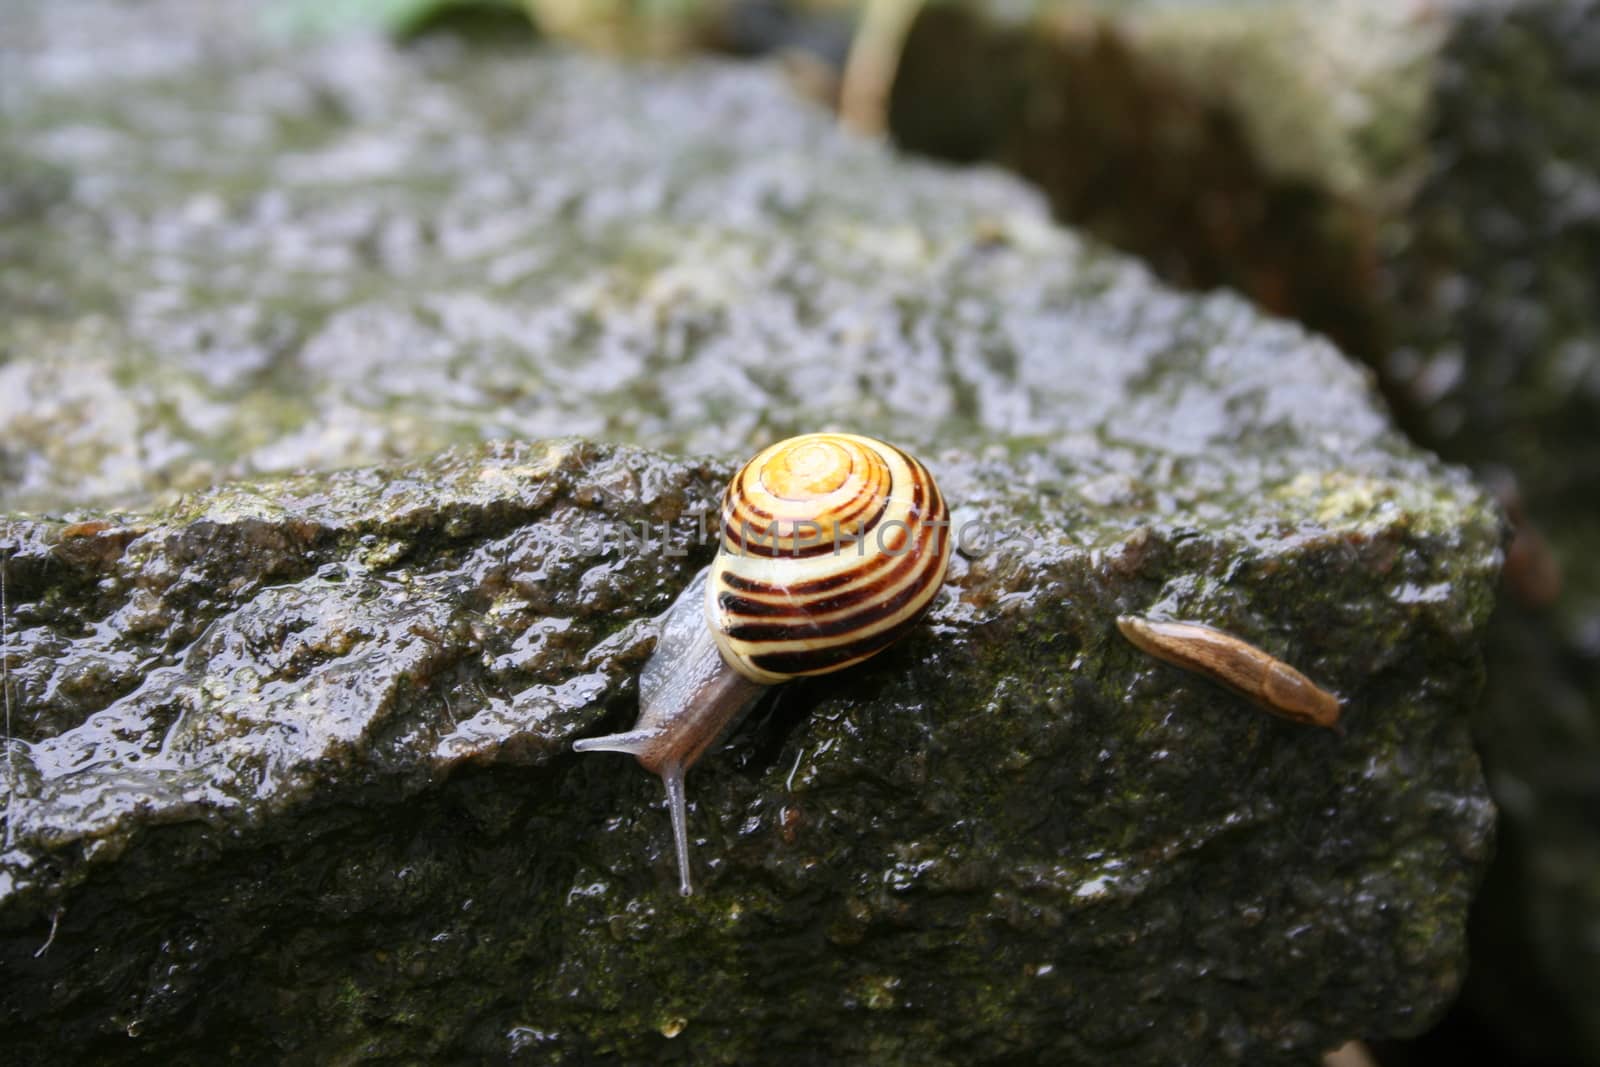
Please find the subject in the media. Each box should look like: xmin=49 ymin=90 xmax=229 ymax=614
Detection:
xmin=574 ymin=432 xmax=952 ymax=894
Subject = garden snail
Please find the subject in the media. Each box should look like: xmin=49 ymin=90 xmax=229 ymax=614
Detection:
xmin=574 ymin=432 xmax=952 ymax=894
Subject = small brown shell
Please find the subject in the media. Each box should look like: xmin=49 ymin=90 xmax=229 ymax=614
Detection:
xmin=1117 ymin=615 xmax=1342 ymax=732
xmin=709 ymin=432 xmax=951 ymax=684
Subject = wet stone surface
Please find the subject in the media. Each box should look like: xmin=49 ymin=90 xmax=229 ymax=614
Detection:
xmin=0 ymin=2 xmax=1501 ymax=1063
xmin=887 ymin=3 xmax=1600 ymax=1058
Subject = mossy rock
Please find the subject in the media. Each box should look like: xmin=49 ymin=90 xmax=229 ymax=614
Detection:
xmin=0 ymin=2 xmax=1501 ymax=1062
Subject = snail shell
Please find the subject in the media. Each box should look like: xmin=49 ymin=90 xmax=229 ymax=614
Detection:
xmin=574 ymin=433 xmax=951 ymax=894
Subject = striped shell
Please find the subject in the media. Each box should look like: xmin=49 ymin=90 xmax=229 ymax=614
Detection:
xmin=707 ymin=432 xmax=951 ymax=685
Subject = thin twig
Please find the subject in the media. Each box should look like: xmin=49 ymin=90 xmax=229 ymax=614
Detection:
xmin=839 ymin=0 xmax=924 ymax=137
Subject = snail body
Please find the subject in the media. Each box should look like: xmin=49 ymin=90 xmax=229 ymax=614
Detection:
xmin=574 ymin=433 xmax=951 ymax=894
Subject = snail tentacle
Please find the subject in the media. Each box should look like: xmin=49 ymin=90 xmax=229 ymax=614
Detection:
xmin=570 ymin=728 xmax=657 ymax=758
xmin=575 ymin=568 xmax=765 ymax=894
xmin=660 ymin=761 xmax=691 ymax=897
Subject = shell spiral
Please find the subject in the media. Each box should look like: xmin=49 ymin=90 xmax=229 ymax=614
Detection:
xmin=707 ymin=432 xmax=951 ymax=685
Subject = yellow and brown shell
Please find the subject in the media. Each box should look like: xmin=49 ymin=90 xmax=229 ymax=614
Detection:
xmin=707 ymin=432 xmax=951 ymax=685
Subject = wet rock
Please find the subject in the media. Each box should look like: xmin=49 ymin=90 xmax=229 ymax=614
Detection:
xmin=0 ymin=2 xmax=1500 ymax=1063
xmin=0 ymin=435 xmax=1500 ymax=1064
xmin=887 ymin=2 xmax=1600 ymax=1061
